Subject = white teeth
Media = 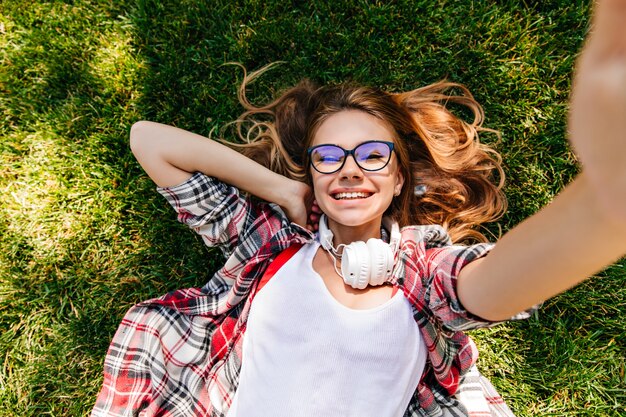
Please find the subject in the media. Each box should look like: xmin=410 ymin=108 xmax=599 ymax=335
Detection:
xmin=333 ymin=192 xmax=370 ymax=200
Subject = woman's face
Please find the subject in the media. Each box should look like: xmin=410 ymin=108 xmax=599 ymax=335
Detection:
xmin=310 ymin=110 xmax=404 ymax=232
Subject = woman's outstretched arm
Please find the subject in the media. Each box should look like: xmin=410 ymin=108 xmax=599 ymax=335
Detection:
xmin=457 ymin=0 xmax=626 ymax=321
xmin=130 ymin=121 xmax=312 ymax=227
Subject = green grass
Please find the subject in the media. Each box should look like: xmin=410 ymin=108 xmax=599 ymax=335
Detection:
xmin=1 ymin=0 xmax=624 ymax=416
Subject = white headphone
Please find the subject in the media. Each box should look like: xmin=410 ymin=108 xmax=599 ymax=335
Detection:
xmin=318 ymin=214 xmax=401 ymax=289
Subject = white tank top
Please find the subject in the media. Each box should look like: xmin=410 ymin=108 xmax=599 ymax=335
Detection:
xmin=227 ymin=242 xmax=427 ymax=417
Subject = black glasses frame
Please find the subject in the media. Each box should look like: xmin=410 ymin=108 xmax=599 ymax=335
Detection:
xmin=307 ymin=140 xmax=395 ymax=174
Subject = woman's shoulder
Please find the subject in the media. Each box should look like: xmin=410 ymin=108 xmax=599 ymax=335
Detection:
xmin=399 ymin=224 xmax=453 ymax=249
xmin=398 ymin=224 xmax=494 ymax=273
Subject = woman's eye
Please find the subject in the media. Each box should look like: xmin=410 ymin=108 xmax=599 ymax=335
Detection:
xmin=320 ymin=155 xmax=342 ymax=163
xmin=365 ymin=152 xmax=383 ymax=160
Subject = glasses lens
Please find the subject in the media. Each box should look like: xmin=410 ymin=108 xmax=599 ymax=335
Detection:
xmin=354 ymin=142 xmax=392 ymax=171
xmin=310 ymin=145 xmax=345 ymax=173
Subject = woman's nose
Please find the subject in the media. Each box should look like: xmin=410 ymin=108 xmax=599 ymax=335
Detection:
xmin=339 ymin=154 xmax=363 ymax=179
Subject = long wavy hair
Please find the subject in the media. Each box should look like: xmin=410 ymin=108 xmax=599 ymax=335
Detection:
xmin=221 ymin=63 xmax=506 ymax=243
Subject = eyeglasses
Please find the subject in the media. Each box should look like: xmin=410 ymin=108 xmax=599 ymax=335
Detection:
xmin=307 ymin=140 xmax=395 ymax=174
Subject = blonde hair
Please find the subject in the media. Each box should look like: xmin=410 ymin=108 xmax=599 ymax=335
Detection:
xmin=220 ymin=64 xmax=506 ymax=243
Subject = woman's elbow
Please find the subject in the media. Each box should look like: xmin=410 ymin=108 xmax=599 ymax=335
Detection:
xmin=129 ymin=121 xmax=153 ymax=156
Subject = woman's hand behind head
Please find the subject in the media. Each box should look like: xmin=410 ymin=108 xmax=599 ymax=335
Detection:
xmin=279 ymin=180 xmax=316 ymax=230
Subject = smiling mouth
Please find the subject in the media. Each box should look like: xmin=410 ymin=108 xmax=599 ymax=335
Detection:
xmin=332 ymin=192 xmax=373 ymax=200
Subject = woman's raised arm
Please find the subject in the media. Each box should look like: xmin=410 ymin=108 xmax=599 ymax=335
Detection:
xmin=130 ymin=121 xmax=312 ymax=227
xmin=457 ymin=0 xmax=626 ymax=321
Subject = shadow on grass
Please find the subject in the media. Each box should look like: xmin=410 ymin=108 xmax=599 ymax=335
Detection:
xmin=1 ymin=1 xmax=222 ymax=414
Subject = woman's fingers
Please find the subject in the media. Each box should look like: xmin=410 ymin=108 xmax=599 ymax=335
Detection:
xmin=568 ymin=0 xmax=626 ymax=226
xmin=307 ymin=199 xmax=321 ymax=231
xmin=587 ymin=0 xmax=626 ymax=56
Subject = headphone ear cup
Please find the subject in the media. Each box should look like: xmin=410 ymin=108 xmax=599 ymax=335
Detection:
xmin=341 ymin=241 xmax=370 ymax=290
xmin=366 ymin=238 xmax=394 ymax=286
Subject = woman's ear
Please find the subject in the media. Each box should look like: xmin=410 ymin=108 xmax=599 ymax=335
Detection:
xmin=394 ymin=170 xmax=405 ymax=196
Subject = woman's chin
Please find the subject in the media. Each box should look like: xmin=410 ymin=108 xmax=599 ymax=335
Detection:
xmin=323 ymin=209 xmax=385 ymax=230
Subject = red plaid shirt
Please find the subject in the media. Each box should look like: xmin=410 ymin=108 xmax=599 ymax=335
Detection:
xmin=92 ymin=172 xmax=531 ymax=417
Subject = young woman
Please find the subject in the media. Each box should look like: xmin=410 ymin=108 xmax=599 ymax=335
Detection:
xmin=92 ymin=1 xmax=626 ymax=416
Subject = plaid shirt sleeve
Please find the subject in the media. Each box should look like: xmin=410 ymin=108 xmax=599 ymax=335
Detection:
xmin=156 ymin=172 xmax=252 ymax=258
xmin=422 ymin=242 xmax=495 ymax=331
